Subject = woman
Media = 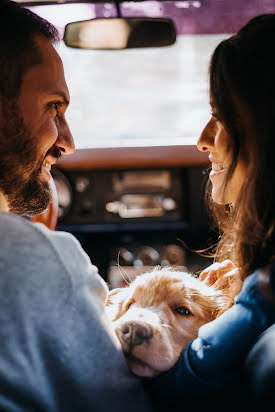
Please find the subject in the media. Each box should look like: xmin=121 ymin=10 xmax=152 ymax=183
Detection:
xmin=144 ymin=14 xmax=275 ymax=410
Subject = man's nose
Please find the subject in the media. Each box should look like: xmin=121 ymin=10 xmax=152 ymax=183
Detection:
xmin=197 ymin=118 xmax=216 ymax=153
xmin=55 ymin=118 xmax=75 ymax=155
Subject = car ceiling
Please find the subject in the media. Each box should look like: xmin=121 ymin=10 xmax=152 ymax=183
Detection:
xmin=16 ymin=0 xmax=165 ymax=4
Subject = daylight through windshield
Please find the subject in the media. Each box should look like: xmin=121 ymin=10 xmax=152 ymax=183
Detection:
xmin=27 ymin=1 xmax=272 ymax=148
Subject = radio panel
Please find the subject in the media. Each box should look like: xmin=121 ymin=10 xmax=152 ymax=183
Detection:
xmin=55 ymin=166 xmax=212 ymax=281
xmin=55 ymin=168 xmax=186 ymax=224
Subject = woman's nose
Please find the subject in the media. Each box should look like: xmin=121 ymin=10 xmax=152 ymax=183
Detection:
xmin=197 ymin=118 xmax=216 ymax=152
xmin=55 ymin=119 xmax=75 ymax=155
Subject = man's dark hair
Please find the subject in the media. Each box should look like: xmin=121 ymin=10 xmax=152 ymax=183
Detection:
xmin=0 ymin=0 xmax=59 ymax=98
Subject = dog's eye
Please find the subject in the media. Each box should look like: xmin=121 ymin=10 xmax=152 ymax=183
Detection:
xmin=175 ymin=306 xmax=191 ymax=316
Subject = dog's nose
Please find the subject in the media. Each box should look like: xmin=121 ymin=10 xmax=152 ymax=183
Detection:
xmin=119 ymin=322 xmax=153 ymax=346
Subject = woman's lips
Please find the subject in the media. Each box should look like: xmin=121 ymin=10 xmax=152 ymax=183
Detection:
xmin=209 ymin=161 xmax=226 ymax=178
xmin=211 ymin=162 xmax=226 ymax=171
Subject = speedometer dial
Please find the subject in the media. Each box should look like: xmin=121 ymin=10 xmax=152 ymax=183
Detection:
xmin=52 ymin=169 xmax=73 ymax=219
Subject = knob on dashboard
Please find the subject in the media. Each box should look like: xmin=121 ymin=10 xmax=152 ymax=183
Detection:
xmin=136 ymin=246 xmax=160 ymax=266
xmin=118 ymin=248 xmax=134 ymax=266
xmin=162 ymin=244 xmax=186 ymax=266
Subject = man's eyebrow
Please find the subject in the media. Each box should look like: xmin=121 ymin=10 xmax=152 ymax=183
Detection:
xmin=48 ymin=91 xmax=70 ymax=105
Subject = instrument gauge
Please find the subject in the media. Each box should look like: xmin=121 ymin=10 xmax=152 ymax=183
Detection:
xmin=52 ymin=169 xmax=73 ymax=219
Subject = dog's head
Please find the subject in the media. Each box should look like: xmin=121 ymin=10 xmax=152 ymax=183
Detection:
xmin=106 ymin=267 xmax=232 ymax=377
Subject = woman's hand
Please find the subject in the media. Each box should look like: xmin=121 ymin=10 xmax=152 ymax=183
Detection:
xmin=199 ymin=260 xmax=243 ymax=299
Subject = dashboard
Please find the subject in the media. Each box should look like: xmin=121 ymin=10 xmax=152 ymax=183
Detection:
xmin=54 ymin=145 xmax=214 ymax=287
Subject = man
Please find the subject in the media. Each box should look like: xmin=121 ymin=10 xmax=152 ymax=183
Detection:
xmin=0 ymin=1 xmax=152 ymax=411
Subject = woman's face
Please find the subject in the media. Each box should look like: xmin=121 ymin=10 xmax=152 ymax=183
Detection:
xmin=197 ymin=110 xmax=247 ymax=205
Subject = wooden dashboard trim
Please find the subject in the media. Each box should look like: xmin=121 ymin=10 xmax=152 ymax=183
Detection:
xmin=57 ymin=145 xmax=209 ymax=171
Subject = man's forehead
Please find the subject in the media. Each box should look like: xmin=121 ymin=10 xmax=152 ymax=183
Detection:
xmin=34 ymin=33 xmax=58 ymax=58
xmin=22 ymin=34 xmax=69 ymax=101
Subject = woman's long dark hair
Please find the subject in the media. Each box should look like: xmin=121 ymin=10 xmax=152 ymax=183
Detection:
xmin=208 ymin=14 xmax=275 ymax=280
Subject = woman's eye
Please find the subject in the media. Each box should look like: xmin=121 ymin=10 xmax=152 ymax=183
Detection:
xmin=175 ymin=306 xmax=191 ymax=316
xmin=211 ymin=112 xmax=219 ymax=122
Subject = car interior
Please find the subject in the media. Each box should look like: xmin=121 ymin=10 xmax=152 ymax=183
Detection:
xmin=14 ymin=0 xmax=275 ymax=406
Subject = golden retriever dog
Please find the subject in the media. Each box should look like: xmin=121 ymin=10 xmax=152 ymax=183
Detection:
xmin=106 ymin=267 xmax=232 ymax=377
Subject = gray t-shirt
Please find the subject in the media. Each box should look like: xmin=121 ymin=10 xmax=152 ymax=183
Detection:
xmin=0 ymin=212 xmax=152 ymax=412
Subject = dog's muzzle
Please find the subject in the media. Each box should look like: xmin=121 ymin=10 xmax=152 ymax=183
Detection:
xmin=118 ymin=321 xmax=153 ymax=347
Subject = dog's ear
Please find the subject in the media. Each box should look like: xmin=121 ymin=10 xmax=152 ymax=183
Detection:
xmin=106 ymin=288 xmax=126 ymax=306
xmin=201 ymin=292 xmax=234 ymax=319
xmin=106 ymin=287 xmax=129 ymax=321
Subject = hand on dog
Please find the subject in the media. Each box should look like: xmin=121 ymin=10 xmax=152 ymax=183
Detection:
xmin=199 ymin=260 xmax=242 ymax=299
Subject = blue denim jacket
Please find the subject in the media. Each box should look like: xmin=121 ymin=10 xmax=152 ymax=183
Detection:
xmin=144 ymin=266 xmax=275 ymax=410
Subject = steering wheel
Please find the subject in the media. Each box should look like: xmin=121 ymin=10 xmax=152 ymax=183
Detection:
xmin=31 ymin=177 xmax=59 ymax=230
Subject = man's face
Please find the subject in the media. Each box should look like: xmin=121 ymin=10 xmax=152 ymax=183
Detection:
xmin=0 ymin=34 xmax=74 ymax=216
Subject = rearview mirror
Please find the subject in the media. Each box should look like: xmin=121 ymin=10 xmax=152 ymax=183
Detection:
xmin=64 ymin=18 xmax=176 ymax=50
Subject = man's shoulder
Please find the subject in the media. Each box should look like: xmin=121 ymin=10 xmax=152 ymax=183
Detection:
xmin=0 ymin=212 xmax=108 ymax=303
xmin=0 ymin=212 xmax=79 ymax=257
xmin=0 ymin=211 xmax=33 ymax=233
xmin=1 ymin=211 xmax=79 ymax=246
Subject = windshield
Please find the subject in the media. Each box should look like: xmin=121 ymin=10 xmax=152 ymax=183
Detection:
xmin=27 ymin=1 xmax=275 ymax=149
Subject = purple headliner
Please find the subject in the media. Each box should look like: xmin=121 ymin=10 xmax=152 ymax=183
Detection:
xmin=30 ymin=0 xmax=275 ymax=35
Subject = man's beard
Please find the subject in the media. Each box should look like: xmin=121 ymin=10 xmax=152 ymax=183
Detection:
xmin=0 ymin=99 xmax=60 ymax=216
